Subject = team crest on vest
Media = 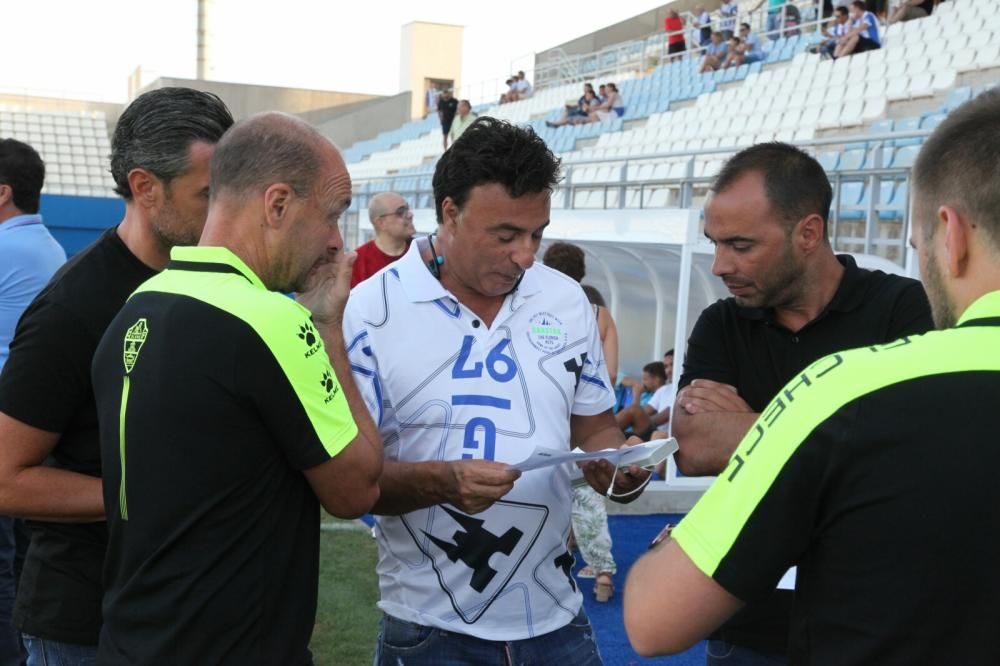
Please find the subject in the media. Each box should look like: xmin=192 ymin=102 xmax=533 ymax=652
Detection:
xmin=123 ymin=318 xmax=148 ymax=374
xmin=526 ymin=312 xmax=567 ymax=353
xmin=403 ymin=500 xmax=549 ymax=624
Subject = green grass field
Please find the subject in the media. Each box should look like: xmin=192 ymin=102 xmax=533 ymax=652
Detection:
xmin=311 ymin=523 xmax=381 ymax=665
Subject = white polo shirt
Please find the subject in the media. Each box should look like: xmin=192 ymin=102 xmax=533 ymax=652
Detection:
xmin=343 ymin=243 xmax=614 ymax=640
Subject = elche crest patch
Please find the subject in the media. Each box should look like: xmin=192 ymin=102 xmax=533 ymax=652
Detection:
xmin=123 ymin=318 xmax=149 ymax=374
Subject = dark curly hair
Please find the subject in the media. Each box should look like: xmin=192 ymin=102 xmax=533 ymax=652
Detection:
xmin=432 ymin=116 xmax=560 ymax=223
xmin=542 ymin=241 xmax=586 ymax=282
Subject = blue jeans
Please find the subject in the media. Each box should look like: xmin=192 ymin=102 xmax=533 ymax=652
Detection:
xmin=765 ymin=10 xmax=781 ymax=37
xmin=705 ymin=639 xmax=786 ymax=666
xmin=375 ymin=608 xmax=603 ymax=666
xmin=21 ymin=636 xmax=95 ymax=666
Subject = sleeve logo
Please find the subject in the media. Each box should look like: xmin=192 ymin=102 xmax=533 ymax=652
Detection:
xmin=298 ymin=320 xmax=323 ymax=358
xmin=123 ymin=318 xmax=149 ymax=374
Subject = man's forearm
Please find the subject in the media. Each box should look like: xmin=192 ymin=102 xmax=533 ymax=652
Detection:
xmin=371 ymin=459 xmax=452 ymax=515
xmin=672 ymin=410 xmax=758 ymax=476
xmin=0 ymin=468 xmax=103 ymax=522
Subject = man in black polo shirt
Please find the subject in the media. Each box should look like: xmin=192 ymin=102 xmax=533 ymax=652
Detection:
xmin=624 ymin=88 xmax=1000 ymax=666
xmin=669 ymin=143 xmax=933 ymax=665
xmin=91 ymin=112 xmax=383 ymax=664
xmin=0 ymin=88 xmax=233 ymax=663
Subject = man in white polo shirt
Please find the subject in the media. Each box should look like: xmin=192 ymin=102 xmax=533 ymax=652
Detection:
xmin=344 ymin=116 xmax=649 ymax=665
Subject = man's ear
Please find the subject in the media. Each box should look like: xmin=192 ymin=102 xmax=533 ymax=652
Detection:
xmin=940 ymin=205 xmax=969 ymax=279
xmin=263 ymin=182 xmax=296 ymax=229
xmin=126 ymin=168 xmax=162 ymax=209
xmin=441 ymin=197 xmax=460 ymax=231
xmin=795 ymin=214 xmax=826 ymax=254
xmin=0 ymin=184 xmax=12 ymax=209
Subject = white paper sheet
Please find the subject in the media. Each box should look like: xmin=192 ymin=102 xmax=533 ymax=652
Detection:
xmin=508 ymin=438 xmax=679 ymax=472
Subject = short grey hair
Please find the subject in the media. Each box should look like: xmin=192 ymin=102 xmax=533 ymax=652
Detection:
xmin=209 ymin=112 xmax=325 ymax=201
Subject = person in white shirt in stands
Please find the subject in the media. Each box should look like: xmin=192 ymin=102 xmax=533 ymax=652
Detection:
xmin=615 ymin=350 xmax=675 ymax=438
xmin=719 ymin=0 xmax=739 ymax=39
xmin=701 ymin=31 xmax=731 ymax=72
xmin=835 ymin=0 xmax=881 ymax=58
xmin=512 ymin=70 xmax=533 ymax=100
xmin=810 ymin=6 xmax=850 ymax=58
xmin=345 ymin=116 xmax=650 ymax=666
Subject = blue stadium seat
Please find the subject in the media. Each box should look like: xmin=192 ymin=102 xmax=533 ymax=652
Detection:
xmin=892 ymin=117 xmax=922 ymax=147
xmin=817 ymin=150 xmax=840 ymax=171
xmin=940 ymin=87 xmax=972 ymax=113
xmin=889 ymin=145 xmax=921 ymax=168
xmin=838 ymin=181 xmax=866 ymax=220
xmin=837 ymin=149 xmax=866 ymax=171
xmin=878 ymin=181 xmax=908 ymax=220
xmin=921 ymin=112 xmax=947 ymax=130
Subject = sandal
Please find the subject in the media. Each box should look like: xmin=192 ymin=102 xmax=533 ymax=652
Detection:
xmin=594 ymin=573 xmax=614 ymax=603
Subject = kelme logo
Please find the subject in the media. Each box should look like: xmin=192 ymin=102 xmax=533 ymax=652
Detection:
xmin=298 ymin=320 xmax=322 ymax=358
xmin=321 ymin=369 xmax=340 ymax=404
xmin=123 ymin=318 xmax=149 ymax=374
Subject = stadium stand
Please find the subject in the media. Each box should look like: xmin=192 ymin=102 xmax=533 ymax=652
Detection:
xmin=0 ymin=107 xmax=114 ymax=197
xmin=343 ymin=0 xmax=1000 ymax=270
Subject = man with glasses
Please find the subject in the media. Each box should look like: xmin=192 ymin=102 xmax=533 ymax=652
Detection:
xmin=351 ymin=192 xmax=416 ymax=288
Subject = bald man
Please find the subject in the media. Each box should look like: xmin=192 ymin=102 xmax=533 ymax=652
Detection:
xmin=91 ymin=112 xmax=383 ymax=664
xmin=351 ymin=192 xmax=415 ymax=288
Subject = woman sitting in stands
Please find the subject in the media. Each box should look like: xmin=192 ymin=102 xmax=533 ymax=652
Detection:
xmin=547 ymin=88 xmax=601 ymax=127
xmin=721 ymin=36 xmax=744 ymax=68
xmin=589 ymin=83 xmax=625 ymax=122
xmin=699 ymin=31 xmax=730 ymax=73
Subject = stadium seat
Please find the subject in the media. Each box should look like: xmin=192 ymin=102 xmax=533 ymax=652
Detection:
xmin=890 ymin=145 xmax=921 ymax=169
xmin=837 ymin=149 xmax=866 ymax=171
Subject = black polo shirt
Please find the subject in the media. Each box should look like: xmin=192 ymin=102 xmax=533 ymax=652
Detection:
xmin=91 ymin=246 xmax=358 ymax=665
xmin=678 ymin=254 xmax=933 ymax=655
xmin=674 ymin=291 xmax=1000 ymax=665
xmin=0 ymin=226 xmax=155 ymax=645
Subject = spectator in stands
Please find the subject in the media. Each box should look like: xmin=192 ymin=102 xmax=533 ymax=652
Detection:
xmin=835 ymin=0 xmax=881 ymax=58
xmin=597 ymin=84 xmax=608 ymax=104
xmin=426 ymin=86 xmax=441 ymax=117
xmin=547 ymin=88 xmax=600 ymax=127
xmin=543 ymin=242 xmax=620 ymax=604
xmin=615 ymin=353 xmax=674 ymax=439
xmin=701 ymin=31 xmax=731 ymax=72
xmin=737 ymin=23 xmax=764 ymax=64
xmin=0 ymin=87 xmax=233 ymax=666
xmin=504 ymin=78 xmax=517 ymax=102
xmin=499 ymin=92 xmax=509 ymax=105
xmin=437 ymin=88 xmax=459 ymax=150
xmin=720 ymin=0 xmax=739 ymax=39
xmin=351 ymin=192 xmax=415 ymax=288
xmin=448 ymin=100 xmax=477 ymax=144
xmin=722 ymin=36 xmax=744 ymax=68
xmin=512 ymin=71 xmax=534 ymax=100
xmin=665 ymin=10 xmax=687 ymax=59
xmin=693 ymin=6 xmax=713 ymax=47
xmin=783 ymin=3 xmax=802 ymax=36
xmin=0 ymin=138 xmax=66 ymax=666
xmin=751 ymin=0 xmax=785 ymax=37
xmin=888 ymin=0 xmax=934 ymax=24
xmin=589 ymin=83 xmax=625 ymax=122
xmin=810 ymin=6 xmax=850 ymax=57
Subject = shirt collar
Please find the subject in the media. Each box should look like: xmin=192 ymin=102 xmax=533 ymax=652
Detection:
xmin=168 ymin=246 xmax=266 ymax=290
xmin=957 ymin=290 xmax=1000 ymax=326
xmin=394 ymin=239 xmax=545 ymax=308
xmin=0 ymin=213 xmax=43 ymax=232
xmin=736 ymin=254 xmax=865 ymax=322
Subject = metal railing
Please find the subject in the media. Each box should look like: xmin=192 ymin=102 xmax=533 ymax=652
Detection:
xmin=348 ymin=129 xmax=931 ymax=269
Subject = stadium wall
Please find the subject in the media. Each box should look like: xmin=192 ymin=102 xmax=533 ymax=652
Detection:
xmin=40 ymin=194 xmax=124 ymax=257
